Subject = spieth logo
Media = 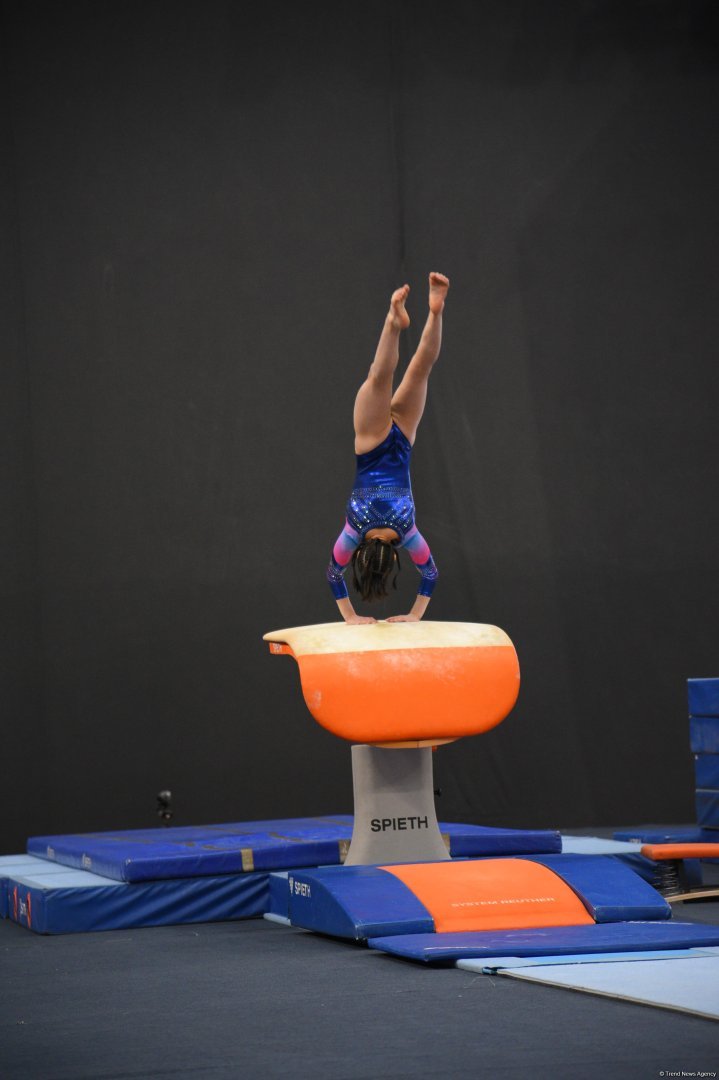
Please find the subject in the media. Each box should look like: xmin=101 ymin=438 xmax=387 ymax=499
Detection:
xmin=82 ymin=855 xmax=92 ymax=869
xmin=287 ymin=876 xmax=311 ymax=898
xmin=370 ymin=816 xmax=429 ymax=833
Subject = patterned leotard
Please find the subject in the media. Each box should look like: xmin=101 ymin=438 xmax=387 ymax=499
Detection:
xmin=326 ymin=422 xmax=438 ymax=600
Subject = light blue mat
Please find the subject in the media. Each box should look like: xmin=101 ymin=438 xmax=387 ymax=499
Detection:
xmin=458 ymin=949 xmax=719 ymax=1020
xmin=560 ymin=836 xmax=641 ymax=854
xmin=1 ymin=855 xmax=78 ymax=918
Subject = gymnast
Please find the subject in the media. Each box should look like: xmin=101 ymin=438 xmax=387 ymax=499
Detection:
xmin=327 ymin=272 xmax=449 ymax=625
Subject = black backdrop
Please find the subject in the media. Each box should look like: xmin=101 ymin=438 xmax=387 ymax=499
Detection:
xmin=2 ymin=1 xmax=718 ymax=853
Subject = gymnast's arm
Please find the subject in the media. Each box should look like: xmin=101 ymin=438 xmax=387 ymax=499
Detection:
xmin=386 ymin=525 xmax=438 ymax=623
xmin=326 ymin=520 xmax=376 ymax=624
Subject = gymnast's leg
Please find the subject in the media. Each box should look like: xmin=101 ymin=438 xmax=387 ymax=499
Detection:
xmin=353 ymin=284 xmax=410 ymax=454
xmin=390 ymin=272 xmax=449 ymax=444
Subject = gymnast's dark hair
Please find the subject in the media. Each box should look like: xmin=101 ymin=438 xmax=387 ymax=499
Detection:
xmin=351 ymin=538 xmax=401 ymax=603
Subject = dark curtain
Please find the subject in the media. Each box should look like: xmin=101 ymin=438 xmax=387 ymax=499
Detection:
xmin=2 ymin=0 xmax=718 ymax=852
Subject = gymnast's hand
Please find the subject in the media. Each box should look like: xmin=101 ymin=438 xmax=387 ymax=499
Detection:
xmin=336 ymin=598 xmax=376 ymax=624
xmin=386 ymin=596 xmax=430 ymax=623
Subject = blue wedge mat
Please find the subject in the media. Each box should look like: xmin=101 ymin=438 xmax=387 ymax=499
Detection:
xmin=688 ymin=677 xmax=719 ymax=717
xmin=4 ymin=864 xmax=268 ymax=934
xmin=27 ymin=818 xmax=561 ymax=882
xmin=367 ymin=922 xmax=719 ymax=963
xmin=695 ymin=754 xmax=719 ymax=790
xmin=690 ymin=716 xmax=719 ymax=754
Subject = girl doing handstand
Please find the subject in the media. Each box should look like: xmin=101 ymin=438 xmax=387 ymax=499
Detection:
xmin=327 ymin=272 xmax=449 ymax=624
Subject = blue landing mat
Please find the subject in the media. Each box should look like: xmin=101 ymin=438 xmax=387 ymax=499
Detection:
xmin=1 ymin=862 xmax=268 ymax=934
xmin=27 ymin=817 xmax=561 ymax=882
xmin=368 ymin=923 xmax=719 ymax=963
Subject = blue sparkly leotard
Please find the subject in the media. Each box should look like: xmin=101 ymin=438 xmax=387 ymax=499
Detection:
xmin=327 ymin=422 xmax=438 ymax=600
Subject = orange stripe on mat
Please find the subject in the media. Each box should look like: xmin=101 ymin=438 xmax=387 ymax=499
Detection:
xmin=381 ymin=859 xmax=594 ymax=933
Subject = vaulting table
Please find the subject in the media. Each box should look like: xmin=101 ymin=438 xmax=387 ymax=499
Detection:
xmin=263 ymin=621 xmax=520 ymax=864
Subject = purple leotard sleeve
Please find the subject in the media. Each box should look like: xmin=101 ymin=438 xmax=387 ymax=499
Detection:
xmin=400 ymin=524 xmax=439 ymax=597
xmin=326 ymin=520 xmax=438 ymax=600
xmin=326 ymin=519 xmax=361 ymax=600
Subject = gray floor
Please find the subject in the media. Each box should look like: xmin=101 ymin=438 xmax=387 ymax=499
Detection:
xmin=2 ymin=832 xmax=718 ymax=1080
xmin=2 ymin=915 xmax=719 ymax=1080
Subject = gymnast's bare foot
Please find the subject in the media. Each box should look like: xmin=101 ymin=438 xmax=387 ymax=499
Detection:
xmin=428 ymin=272 xmax=449 ymax=315
xmin=389 ymin=284 xmax=410 ymax=330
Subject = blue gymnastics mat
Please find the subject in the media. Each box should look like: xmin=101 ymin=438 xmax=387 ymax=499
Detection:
xmin=696 ymin=789 xmax=719 ymax=828
xmin=1 ymin=856 xmax=268 ymax=934
xmin=280 ymin=856 xmax=671 ymax=940
xmin=560 ymin=836 xmax=640 ymax=854
xmin=465 ymin=952 xmax=719 ymax=1021
xmin=367 ymin=923 xmax=719 ymax=963
xmin=559 ymin=836 xmax=676 ymax=884
xmin=0 ymin=855 xmax=73 ymax=918
xmin=27 ymin=817 xmax=561 ymax=882
xmin=688 ymin=677 xmax=719 ymax=717
xmin=695 ymin=754 xmax=719 ymax=790
xmin=690 ymin=716 xmax=719 ymax=753
xmin=612 ymin=825 xmax=719 ymax=865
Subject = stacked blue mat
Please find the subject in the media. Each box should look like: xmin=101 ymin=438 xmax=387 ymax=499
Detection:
xmin=1 ymin=818 xmax=561 ymax=934
xmin=614 ymin=676 xmax=719 ymax=855
xmin=690 ymin=677 xmax=719 ymax=837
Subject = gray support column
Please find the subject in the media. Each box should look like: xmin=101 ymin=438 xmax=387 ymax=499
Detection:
xmin=344 ymin=744 xmax=450 ymax=865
